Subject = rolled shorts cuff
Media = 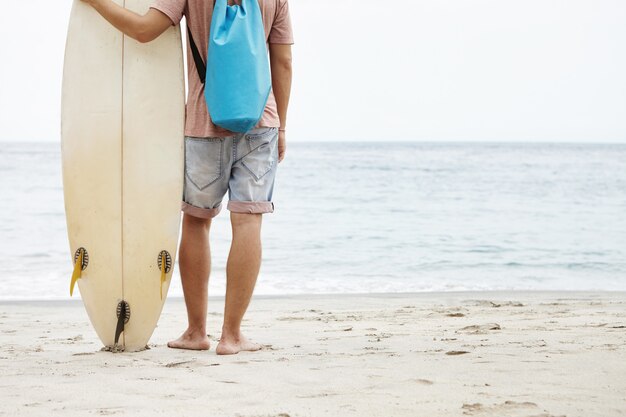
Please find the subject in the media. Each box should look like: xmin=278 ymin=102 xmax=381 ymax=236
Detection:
xmin=227 ymin=201 xmax=274 ymax=214
xmin=181 ymin=201 xmax=222 ymax=219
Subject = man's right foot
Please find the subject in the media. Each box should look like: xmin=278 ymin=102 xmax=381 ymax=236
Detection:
xmin=167 ymin=329 xmax=211 ymax=350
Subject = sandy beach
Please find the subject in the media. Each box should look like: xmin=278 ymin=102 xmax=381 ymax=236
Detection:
xmin=1 ymin=291 xmax=625 ymax=417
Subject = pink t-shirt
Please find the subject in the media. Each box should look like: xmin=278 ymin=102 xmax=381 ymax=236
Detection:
xmin=151 ymin=0 xmax=294 ymax=138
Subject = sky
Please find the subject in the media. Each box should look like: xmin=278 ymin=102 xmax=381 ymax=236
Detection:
xmin=0 ymin=0 xmax=625 ymax=143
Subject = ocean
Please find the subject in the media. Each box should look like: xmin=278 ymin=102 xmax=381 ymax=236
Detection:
xmin=1 ymin=141 xmax=625 ymax=300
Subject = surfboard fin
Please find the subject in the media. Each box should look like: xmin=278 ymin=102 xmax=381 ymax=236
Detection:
xmin=70 ymin=247 xmax=87 ymax=296
xmin=158 ymin=250 xmax=172 ymax=300
xmin=114 ymin=300 xmax=130 ymax=348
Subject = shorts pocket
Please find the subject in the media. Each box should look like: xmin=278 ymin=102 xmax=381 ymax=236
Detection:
xmin=242 ymin=128 xmax=278 ymax=181
xmin=185 ymin=137 xmax=224 ymax=190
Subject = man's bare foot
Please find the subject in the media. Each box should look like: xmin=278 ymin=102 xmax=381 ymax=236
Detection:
xmin=167 ymin=329 xmax=211 ymax=350
xmin=216 ymin=332 xmax=262 ymax=355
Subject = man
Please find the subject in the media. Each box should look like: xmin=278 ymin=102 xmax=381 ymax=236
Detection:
xmin=81 ymin=0 xmax=293 ymax=354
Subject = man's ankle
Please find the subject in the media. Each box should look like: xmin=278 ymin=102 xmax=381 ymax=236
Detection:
xmin=185 ymin=326 xmax=207 ymax=336
xmin=220 ymin=326 xmax=241 ymax=341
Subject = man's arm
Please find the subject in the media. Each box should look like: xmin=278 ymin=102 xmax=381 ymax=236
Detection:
xmin=269 ymin=44 xmax=292 ymax=163
xmin=82 ymin=0 xmax=172 ymax=43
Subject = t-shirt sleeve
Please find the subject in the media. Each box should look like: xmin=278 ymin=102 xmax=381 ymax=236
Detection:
xmin=150 ymin=0 xmax=186 ymax=25
xmin=269 ymin=0 xmax=294 ymax=44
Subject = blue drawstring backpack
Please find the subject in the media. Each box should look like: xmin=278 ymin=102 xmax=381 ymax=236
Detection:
xmin=187 ymin=0 xmax=272 ymax=133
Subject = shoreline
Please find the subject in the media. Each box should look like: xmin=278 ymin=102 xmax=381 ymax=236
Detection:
xmin=2 ymin=288 xmax=625 ymax=304
xmin=2 ymin=290 xmax=625 ymax=416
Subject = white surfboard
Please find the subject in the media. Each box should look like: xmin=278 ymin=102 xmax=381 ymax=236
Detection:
xmin=61 ymin=0 xmax=185 ymax=351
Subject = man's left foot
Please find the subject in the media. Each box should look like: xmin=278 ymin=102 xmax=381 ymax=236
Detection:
xmin=167 ymin=329 xmax=211 ymax=350
xmin=216 ymin=332 xmax=262 ymax=355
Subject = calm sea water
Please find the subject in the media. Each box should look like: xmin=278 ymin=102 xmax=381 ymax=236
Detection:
xmin=1 ymin=141 xmax=625 ymax=300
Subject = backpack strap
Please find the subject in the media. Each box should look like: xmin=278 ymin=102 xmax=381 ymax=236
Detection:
xmin=187 ymin=26 xmax=206 ymax=84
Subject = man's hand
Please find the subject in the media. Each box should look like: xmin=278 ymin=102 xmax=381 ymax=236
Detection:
xmin=278 ymin=130 xmax=286 ymax=163
xmin=80 ymin=0 xmax=172 ymax=43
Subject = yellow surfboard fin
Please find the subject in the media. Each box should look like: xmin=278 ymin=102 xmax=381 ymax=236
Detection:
xmin=70 ymin=249 xmax=84 ymax=297
xmin=160 ymin=252 xmax=167 ymax=300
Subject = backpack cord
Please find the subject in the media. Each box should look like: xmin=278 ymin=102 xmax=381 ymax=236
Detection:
xmin=187 ymin=26 xmax=206 ymax=84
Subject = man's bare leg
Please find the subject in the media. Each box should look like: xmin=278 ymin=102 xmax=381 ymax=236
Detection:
xmin=168 ymin=213 xmax=212 ymax=350
xmin=216 ymin=212 xmax=264 ymax=355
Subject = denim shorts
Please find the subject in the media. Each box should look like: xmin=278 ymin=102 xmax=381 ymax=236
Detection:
xmin=182 ymin=127 xmax=279 ymax=218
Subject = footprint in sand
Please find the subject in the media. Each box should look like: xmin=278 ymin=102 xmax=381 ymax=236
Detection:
xmin=446 ymin=350 xmax=471 ymax=355
xmin=457 ymin=323 xmax=501 ymax=334
xmin=164 ymin=360 xmax=196 ymax=368
xmin=461 ymin=400 xmax=564 ymax=416
xmin=414 ymin=378 xmax=434 ymax=385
